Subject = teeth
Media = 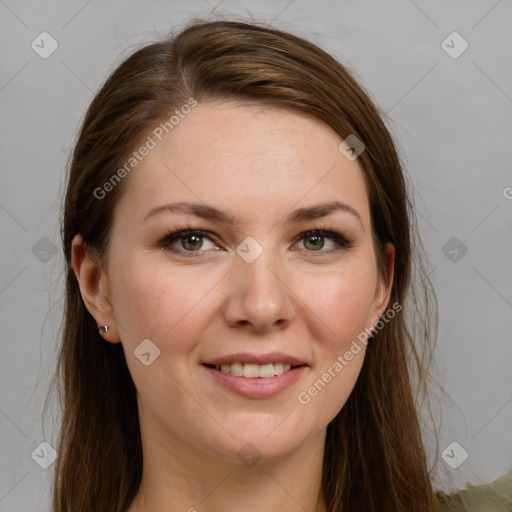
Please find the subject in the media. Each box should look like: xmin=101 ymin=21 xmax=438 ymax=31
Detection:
xmin=213 ymin=362 xmax=294 ymax=378
xmin=243 ymin=363 xmax=260 ymax=378
xmin=230 ymin=363 xmax=243 ymax=377
xmin=258 ymin=364 xmax=274 ymax=378
xmin=274 ymin=363 xmax=284 ymax=375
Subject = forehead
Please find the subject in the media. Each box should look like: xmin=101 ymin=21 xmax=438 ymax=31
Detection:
xmin=113 ymin=101 xmax=371 ymax=229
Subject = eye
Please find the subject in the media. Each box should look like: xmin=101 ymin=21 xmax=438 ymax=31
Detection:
xmin=159 ymin=229 xmax=219 ymax=254
xmin=158 ymin=227 xmax=354 ymax=256
xmin=294 ymin=229 xmax=354 ymax=253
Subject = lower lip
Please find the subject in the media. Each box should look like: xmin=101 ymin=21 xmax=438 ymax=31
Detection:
xmin=202 ymin=365 xmax=308 ymax=398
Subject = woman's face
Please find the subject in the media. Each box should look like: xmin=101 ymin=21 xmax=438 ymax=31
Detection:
xmin=83 ymin=101 xmax=393 ymax=463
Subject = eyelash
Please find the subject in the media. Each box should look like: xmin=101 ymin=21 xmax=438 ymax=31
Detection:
xmin=157 ymin=225 xmax=355 ymax=256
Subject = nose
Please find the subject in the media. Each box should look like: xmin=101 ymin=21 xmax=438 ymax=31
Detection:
xmin=222 ymin=245 xmax=296 ymax=333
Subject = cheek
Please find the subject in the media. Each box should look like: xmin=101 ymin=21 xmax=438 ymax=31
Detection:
xmin=110 ymin=253 xmax=229 ymax=358
xmin=293 ymin=259 xmax=376 ymax=418
xmin=109 ymin=257 xmax=178 ymax=341
xmin=300 ymin=258 xmax=377 ymax=343
xmin=110 ymin=257 xmax=220 ymax=406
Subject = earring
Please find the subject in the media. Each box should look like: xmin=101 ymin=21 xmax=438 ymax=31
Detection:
xmin=98 ymin=324 xmax=109 ymax=335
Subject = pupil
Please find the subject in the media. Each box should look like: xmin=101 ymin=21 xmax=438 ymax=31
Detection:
xmin=183 ymin=235 xmax=202 ymax=250
xmin=306 ymin=235 xmax=324 ymax=250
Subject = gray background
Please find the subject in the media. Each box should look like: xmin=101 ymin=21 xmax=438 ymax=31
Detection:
xmin=1 ymin=0 xmax=511 ymax=510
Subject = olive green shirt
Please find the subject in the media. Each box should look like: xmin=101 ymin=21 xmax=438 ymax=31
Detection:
xmin=438 ymin=470 xmax=512 ymax=511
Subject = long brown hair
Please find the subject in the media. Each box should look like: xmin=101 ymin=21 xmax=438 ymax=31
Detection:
xmin=50 ymin=18 xmax=440 ymax=511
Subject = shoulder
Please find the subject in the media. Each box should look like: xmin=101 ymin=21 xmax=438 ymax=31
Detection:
xmin=437 ymin=470 xmax=512 ymax=512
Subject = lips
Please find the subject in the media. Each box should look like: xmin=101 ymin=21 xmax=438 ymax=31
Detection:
xmin=202 ymin=364 xmax=308 ymax=398
xmin=201 ymin=352 xmax=309 ymax=398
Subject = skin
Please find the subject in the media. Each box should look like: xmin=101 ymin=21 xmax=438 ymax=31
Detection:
xmin=72 ymin=101 xmax=394 ymax=512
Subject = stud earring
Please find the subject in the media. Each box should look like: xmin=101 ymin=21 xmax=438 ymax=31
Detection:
xmin=98 ymin=325 xmax=109 ymax=334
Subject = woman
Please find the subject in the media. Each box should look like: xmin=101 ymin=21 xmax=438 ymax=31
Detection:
xmin=52 ymin=18 xmax=511 ymax=512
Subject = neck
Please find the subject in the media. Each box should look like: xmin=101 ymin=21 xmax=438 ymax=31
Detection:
xmin=129 ymin=425 xmax=327 ymax=512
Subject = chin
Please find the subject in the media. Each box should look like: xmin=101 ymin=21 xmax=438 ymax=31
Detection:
xmin=205 ymin=412 xmax=315 ymax=464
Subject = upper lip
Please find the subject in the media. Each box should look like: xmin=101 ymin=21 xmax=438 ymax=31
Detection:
xmin=202 ymin=352 xmax=308 ymax=367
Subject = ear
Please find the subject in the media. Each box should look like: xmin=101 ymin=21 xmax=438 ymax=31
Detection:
xmin=370 ymin=242 xmax=395 ymax=329
xmin=71 ymin=233 xmax=121 ymax=343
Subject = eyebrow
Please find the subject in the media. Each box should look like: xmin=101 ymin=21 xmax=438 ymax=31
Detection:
xmin=142 ymin=200 xmax=364 ymax=229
